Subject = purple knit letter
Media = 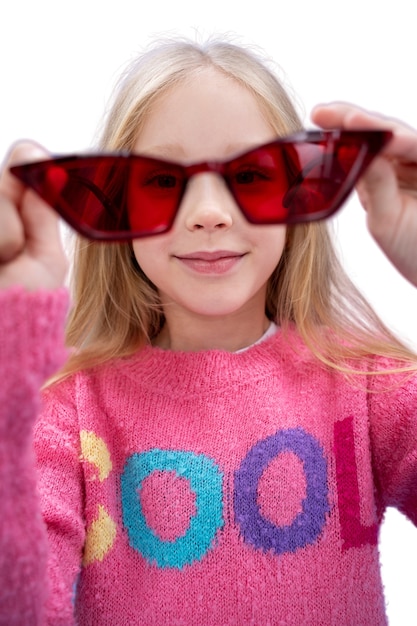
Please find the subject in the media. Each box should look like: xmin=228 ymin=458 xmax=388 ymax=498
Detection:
xmin=234 ymin=428 xmax=329 ymax=555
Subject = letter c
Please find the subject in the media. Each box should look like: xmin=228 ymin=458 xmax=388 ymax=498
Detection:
xmin=121 ymin=449 xmax=223 ymax=569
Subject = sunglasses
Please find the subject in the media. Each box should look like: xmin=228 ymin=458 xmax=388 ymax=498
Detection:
xmin=10 ymin=129 xmax=392 ymax=241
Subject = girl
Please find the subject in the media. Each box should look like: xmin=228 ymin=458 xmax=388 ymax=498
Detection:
xmin=1 ymin=37 xmax=417 ymax=625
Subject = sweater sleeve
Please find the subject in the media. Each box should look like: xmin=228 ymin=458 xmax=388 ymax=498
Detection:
xmin=35 ymin=377 xmax=86 ymax=625
xmin=0 ymin=287 xmax=70 ymax=625
xmin=368 ymin=364 xmax=417 ymax=524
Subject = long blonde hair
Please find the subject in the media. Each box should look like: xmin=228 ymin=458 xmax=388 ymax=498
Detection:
xmin=61 ymin=36 xmax=417 ymax=378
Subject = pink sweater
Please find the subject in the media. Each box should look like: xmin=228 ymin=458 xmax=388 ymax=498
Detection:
xmin=1 ymin=288 xmax=417 ymax=625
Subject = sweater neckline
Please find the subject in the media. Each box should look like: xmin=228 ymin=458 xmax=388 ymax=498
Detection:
xmin=235 ymin=321 xmax=278 ymax=353
xmin=111 ymin=330 xmax=296 ymax=397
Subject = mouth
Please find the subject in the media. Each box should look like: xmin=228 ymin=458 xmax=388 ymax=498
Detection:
xmin=174 ymin=250 xmax=246 ymax=274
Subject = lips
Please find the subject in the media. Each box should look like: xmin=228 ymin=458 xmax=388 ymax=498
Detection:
xmin=177 ymin=250 xmax=244 ymax=261
xmin=174 ymin=250 xmax=245 ymax=274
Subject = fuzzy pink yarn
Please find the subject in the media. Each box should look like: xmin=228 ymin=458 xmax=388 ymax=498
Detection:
xmin=1 ymin=288 xmax=417 ymax=625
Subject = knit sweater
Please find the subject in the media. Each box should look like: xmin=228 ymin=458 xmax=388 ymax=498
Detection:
xmin=1 ymin=288 xmax=417 ymax=626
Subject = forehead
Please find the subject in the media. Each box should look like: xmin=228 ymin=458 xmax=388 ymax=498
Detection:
xmin=134 ymin=67 xmax=277 ymax=162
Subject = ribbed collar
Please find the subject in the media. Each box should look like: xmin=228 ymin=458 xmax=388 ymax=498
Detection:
xmin=110 ymin=330 xmax=310 ymax=397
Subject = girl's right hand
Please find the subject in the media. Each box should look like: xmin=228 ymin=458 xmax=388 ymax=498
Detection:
xmin=0 ymin=142 xmax=68 ymax=291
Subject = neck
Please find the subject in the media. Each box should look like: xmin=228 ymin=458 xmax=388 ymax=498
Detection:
xmin=153 ymin=308 xmax=271 ymax=352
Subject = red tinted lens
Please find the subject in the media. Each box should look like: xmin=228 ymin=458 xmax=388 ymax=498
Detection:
xmin=11 ymin=156 xmax=132 ymax=240
xmin=10 ymin=155 xmax=186 ymax=240
xmin=127 ymin=157 xmax=186 ymax=235
xmin=225 ymin=144 xmax=291 ymax=222
xmin=226 ymin=131 xmax=392 ymax=224
xmin=281 ymin=135 xmax=373 ymax=222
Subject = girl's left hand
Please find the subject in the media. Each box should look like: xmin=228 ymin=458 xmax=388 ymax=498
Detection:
xmin=311 ymin=103 xmax=417 ymax=288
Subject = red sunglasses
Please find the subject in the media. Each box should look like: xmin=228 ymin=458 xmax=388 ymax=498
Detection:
xmin=10 ymin=130 xmax=392 ymax=241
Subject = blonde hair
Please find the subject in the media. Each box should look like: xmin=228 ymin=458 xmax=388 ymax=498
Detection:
xmin=61 ymin=36 xmax=417 ymax=379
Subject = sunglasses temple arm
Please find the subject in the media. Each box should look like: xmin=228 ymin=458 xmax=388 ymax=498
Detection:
xmin=281 ymin=157 xmax=321 ymax=209
xmin=68 ymin=174 xmax=121 ymax=218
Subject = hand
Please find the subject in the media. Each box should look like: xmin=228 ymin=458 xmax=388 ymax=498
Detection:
xmin=0 ymin=142 xmax=68 ymax=291
xmin=311 ymin=103 xmax=417 ymax=287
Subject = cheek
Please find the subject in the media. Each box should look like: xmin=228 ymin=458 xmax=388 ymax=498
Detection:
xmin=132 ymin=238 xmax=167 ymax=282
xmin=258 ymin=227 xmax=287 ymax=271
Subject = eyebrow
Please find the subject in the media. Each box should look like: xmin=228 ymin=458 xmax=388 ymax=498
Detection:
xmin=137 ymin=144 xmax=187 ymax=159
xmin=135 ymin=140 xmax=266 ymax=161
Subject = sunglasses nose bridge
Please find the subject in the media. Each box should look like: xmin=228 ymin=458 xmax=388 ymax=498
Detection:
xmin=184 ymin=160 xmax=225 ymax=180
xmin=178 ymin=164 xmax=238 ymax=232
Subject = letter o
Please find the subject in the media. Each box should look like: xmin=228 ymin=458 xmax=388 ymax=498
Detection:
xmin=234 ymin=428 xmax=329 ymax=555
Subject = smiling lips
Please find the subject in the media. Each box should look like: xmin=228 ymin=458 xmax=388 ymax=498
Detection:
xmin=175 ymin=250 xmax=245 ymax=274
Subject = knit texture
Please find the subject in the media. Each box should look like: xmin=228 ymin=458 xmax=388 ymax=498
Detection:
xmin=0 ymin=287 xmax=69 ymax=626
xmin=1 ymin=288 xmax=417 ymax=625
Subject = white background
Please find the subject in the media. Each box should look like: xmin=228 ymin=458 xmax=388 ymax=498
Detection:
xmin=1 ymin=1 xmax=416 ymax=623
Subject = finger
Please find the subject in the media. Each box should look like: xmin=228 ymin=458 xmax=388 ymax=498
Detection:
xmin=0 ymin=141 xmax=59 ymax=251
xmin=311 ymin=102 xmax=394 ymax=130
xmin=0 ymin=142 xmax=63 ymax=263
xmin=311 ymin=102 xmax=417 ymax=162
xmin=357 ymin=157 xmax=417 ymax=284
xmin=356 ymin=157 xmax=399 ymax=228
xmin=0 ymin=141 xmax=50 ymax=206
xmin=0 ymin=194 xmax=25 ymax=262
xmin=20 ymin=187 xmax=64 ymax=259
xmin=0 ymin=143 xmax=45 ymax=263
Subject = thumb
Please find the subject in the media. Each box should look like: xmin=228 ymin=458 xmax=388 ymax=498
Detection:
xmin=357 ymin=156 xmax=417 ymax=285
xmin=20 ymin=187 xmax=64 ymax=258
xmin=356 ymin=157 xmax=398 ymax=239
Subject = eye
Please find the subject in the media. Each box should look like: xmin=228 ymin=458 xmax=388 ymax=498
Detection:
xmin=233 ymin=168 xmax=271 ymax=185
xmin=144 ymin=173 xmax=179 ymax=188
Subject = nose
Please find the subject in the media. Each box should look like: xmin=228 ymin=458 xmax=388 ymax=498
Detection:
xmin=179 ymin=173 xmax=236 ymax=232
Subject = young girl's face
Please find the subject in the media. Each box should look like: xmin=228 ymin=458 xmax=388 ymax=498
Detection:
xmin=132 ymin=67 xmax=287 ymax=349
